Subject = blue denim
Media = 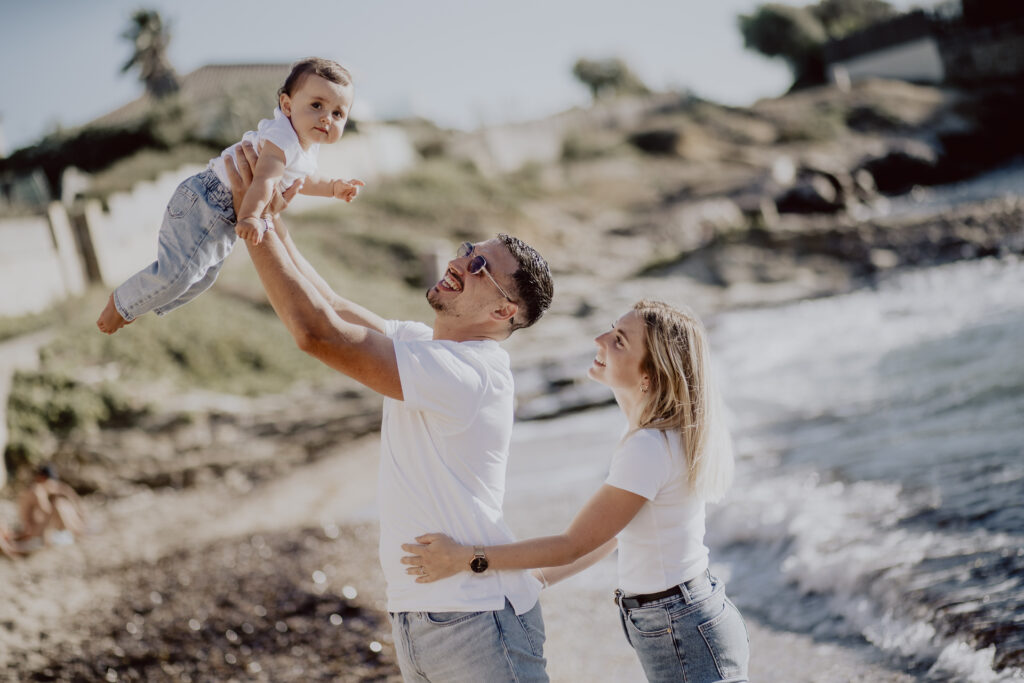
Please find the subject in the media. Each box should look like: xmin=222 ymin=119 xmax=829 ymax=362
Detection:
xmin=113 ymin=169 xmax=237 ymax=321
xmin=390 ymin=599 xmax=547 ymax=682
xmin=616 ymin=572 xmax=750 ymax=683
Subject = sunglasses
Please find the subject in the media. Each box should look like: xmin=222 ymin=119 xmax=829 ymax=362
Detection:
xmin=457 ymin=242 xmax=514 ymax=302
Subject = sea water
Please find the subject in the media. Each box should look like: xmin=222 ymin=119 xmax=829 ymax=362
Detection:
xmin=709 ymin=255 xmax=1024 ymax=681
xmin=511 ymin=255 xmax=1024 ymax=681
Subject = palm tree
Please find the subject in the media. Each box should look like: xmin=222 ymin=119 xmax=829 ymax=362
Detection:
xmin=121 ymin=9 xmax=180 ymax=98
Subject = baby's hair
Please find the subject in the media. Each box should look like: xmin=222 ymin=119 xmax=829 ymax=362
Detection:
xmin=279 ymin=57 xmax=353 ymax=97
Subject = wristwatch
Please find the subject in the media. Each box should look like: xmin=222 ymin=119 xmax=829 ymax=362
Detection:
xmin=469 ymin=545 xmax=489 ymax=573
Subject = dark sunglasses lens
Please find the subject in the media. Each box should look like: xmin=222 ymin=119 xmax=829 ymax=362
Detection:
xmin=457 ymin=242 xmax=473 ymax=258
xmin=467 ymin=255 xmax=486 ymax=275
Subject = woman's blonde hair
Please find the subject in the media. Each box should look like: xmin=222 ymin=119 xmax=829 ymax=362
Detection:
xmin=631 ymin=300 xmax=734 ymax=502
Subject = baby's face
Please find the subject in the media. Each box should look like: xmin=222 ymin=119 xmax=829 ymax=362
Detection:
xmin=280 ymin=74 xmax=354 ymax=149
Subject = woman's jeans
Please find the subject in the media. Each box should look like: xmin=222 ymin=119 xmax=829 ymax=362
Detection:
xmin=390 ymin=599 xmax=547 ymax=682
xmin=113 ymin=169 xmax=237 ymax=322
xmin=615 ymin=571 xmax=750 ymax=683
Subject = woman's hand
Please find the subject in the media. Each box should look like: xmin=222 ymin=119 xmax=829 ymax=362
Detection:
xmin=400 ymin=533 xmax=473 ymax=583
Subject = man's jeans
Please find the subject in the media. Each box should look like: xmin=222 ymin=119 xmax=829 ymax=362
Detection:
xmin=390 ymin=599 xmax=547 ymax=682
xmin=113 ymin=169 xmax=237 ymax=322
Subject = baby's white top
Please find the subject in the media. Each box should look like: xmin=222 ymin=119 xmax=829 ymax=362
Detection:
xmin=209 ymin=107 xmax=319 ymax=192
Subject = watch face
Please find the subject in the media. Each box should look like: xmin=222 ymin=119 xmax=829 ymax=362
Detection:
xmin=470 ymin=556 xmax=489 ymax=573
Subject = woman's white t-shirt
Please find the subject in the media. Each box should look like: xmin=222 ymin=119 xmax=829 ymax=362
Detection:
xmin=605 ymin=428 xmax=709 ymax=595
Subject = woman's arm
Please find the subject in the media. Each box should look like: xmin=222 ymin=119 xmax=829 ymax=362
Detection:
xmin=536 ymin=537 xmax=618 ymax=588
xmin=401 ymin=484 xmax=646 ymax=583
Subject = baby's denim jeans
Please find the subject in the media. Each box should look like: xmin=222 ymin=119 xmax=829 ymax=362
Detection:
xmin=113 ymin=169 xmax=237 ymax=321
xmin=615 ymin=571 xmax=750 ymax=682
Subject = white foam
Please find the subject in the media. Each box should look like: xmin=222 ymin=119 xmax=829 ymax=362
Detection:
xmin=927 ymin=642 xmax=1007 ymax=683
xmin=705 ymin=258 xmax=1024 ymax=677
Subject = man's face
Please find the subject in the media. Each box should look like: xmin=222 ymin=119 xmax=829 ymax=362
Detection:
xmin=427 ymin=239 xmax=518 ymax=324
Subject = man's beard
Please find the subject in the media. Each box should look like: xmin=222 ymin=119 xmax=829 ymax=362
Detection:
xmin=426 ymin=286 xmax=445 ymax=312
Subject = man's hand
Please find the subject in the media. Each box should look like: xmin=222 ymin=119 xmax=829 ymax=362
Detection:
xmin=332 ymin=178 xmax=365 ymax=203
xmin=225 ymin=142 xmax=302 ymax=218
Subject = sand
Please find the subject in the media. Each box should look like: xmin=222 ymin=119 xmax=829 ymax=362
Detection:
xmin=0 ymin=422 xmax=923 ymax=682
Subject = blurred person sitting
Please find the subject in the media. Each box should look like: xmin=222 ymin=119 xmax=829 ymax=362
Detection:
xmin=16 ymin=464 xmax=87 ymax=546
xmin=0 ymin=523 xmax=24 ymax=558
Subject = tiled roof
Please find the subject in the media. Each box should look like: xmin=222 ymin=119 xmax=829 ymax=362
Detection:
xmin=90 ymin=63 xmax=291 ymax=129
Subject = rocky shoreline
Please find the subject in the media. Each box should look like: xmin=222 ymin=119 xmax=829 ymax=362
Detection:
xmin=14 ymin=524 xmax=400 ymax=682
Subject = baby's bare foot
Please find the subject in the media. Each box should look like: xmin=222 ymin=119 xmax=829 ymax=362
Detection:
xmin=96 ymin=294 xmax=131 ymax=334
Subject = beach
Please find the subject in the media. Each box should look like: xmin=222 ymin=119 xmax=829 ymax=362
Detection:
xmin=0 ymin=426 xmax=919 ymax=682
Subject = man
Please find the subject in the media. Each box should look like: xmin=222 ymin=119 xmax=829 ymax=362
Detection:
xmin=226 ymin=144 xmax=554 ymax=682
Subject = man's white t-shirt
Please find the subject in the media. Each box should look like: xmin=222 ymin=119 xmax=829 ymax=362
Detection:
xmin=210 ymin=107 xmax=320 ymax=193
xmin=605 ymin=429 xmax=709 ymax=595
xmin=378 ymin=320 xmax=542 ymax=614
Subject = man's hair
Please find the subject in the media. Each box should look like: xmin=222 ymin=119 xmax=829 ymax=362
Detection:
xmin=497 ymin=233 xmax=553 ymax=331
xmin=279 ymin=57 xmax=353 ymax=97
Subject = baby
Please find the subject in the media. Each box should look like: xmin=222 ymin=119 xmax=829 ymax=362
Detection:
xmin=97 ymin=57 xmax=363 ymax=334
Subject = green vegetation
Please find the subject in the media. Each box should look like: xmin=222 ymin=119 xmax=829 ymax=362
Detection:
xmin=36 ymin=289 xmax=331 ymax=396
xmin=298 ymin=158 xmax=545 ymax=246
xmin=0 ymin=98 xmax=205 ymax=201
xmin=572 ymin=58 xmax=650 ymax=100
xmin=121 ymin=9 xmax=180 ymax=98
xmin=561 ymin=130 xmax=624 ymax=161
xmin=0 ymin=300 xmax=81 ymax=343
xmin=4 ymin=370 xmax=142 ymax=472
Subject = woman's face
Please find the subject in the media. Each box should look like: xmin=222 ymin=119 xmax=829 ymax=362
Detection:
xmin=588 ymin=310 xmax=647 ymax=392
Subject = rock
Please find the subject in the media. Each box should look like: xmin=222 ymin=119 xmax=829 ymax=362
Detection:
xmin=734 ymin=193 xmax=780 ymax=229
xmin=775 ymin=174 xmax=844 ymax=214
xmin=859 ymin=140 xmax=940 ymax=195
xmin=628 ymin=128 xmax=679 ymax=155
xmin=869 ymin=248 xmax=900 ymax=270
xmin=853 ymin=169 xmax=877 ymax=199
xmin=771 ymin=156 xmax=797 ymax=186
xmin=627 ymin=123 xmax=721 ymax=160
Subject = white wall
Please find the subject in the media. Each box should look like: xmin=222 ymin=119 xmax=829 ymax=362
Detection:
xmin=0 ymin=205 xmax=86 ymax=316
xmin=274 ymin=122 xmax=417 ymax=212
xmin=85 ymin=123 xmax=417 ymax=285
xmin=829 ymin=37 xmax=945 ymax=84
xmin=1 ymin=124 xmax=416 ymax=316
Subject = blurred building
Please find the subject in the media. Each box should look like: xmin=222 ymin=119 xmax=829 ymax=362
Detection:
xmin=824 ymin=0 xmax=1024 ymax=86
xmin=91 ymin=63 xmax=291 ymax=144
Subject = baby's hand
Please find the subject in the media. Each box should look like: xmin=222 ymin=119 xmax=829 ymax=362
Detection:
xmin=236 ymin=217 xmax=263 ymax=245
xmin=332 ymin=179 xmax=365 ymax=203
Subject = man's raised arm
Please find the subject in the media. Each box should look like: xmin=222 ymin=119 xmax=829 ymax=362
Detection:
xmin=225 ymin=150 xmax=402 ymax=400
xmin=233 ymin=142 xmax=387 ymax=333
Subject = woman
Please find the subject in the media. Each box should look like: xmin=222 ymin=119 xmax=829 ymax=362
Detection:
xmin=401 ymin=300 xmax=750 ymax=682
